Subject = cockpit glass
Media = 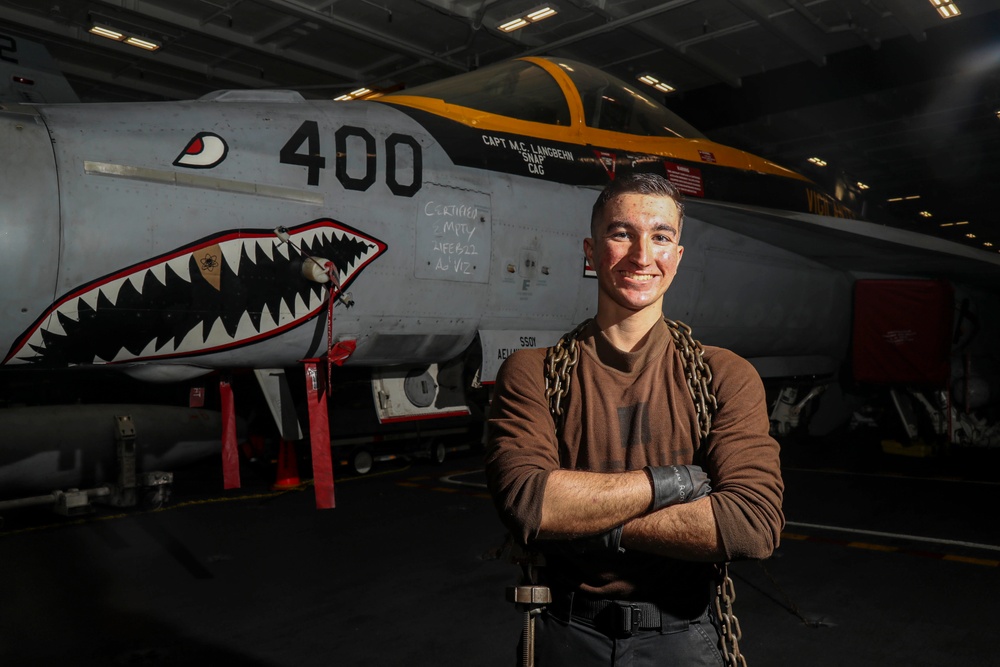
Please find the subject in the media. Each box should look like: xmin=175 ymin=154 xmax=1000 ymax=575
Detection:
xmin=554 ymin=60 xmax=705 ymax=139
xmin=391 ymin=60 xmax=571 ymax=126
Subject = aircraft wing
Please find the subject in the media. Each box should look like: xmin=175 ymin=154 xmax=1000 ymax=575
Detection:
xmin=686 ymin=198 xmax=1000 ymax=292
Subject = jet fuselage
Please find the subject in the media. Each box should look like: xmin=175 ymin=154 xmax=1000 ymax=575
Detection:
xmin=0 ymin=86 xmax=853 ymax=382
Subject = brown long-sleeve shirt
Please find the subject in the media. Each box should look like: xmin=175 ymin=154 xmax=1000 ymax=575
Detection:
xmin=485 ymin=319 xmax=784 ymax=601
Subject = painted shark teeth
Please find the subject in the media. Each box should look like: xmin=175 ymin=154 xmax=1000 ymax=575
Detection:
xmin=7 ymin=221 xmax=386 ymax=366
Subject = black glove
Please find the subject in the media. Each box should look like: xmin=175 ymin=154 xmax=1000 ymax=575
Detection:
xmin=644 ymin=465 xmax=712 ymax=512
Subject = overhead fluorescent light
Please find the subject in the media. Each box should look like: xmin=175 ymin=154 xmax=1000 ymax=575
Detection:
xmin=124 ymin=36 xmax=160 ymax=51
xmin=498 ymin=18 xmax=529 ymax=32
xmin=807 ymin=157 xmax=827 ymax=167
xmin=89 ymin=23 xmax=160 ymax=51
xmin=857 ymin=182 xmax=870 ymax=190
xmin=638 ymin=74 xmax=675 ymax=94
xmin=887 ymin=195 xmax=921 ymax=202
xmin=498 ymin=5 xmax=557 ymax=32
xmin=89 ymin=25 xmax=124 ymax=40
xmin=929 ymin=0 xmax=961 ymax=18
xmin=527 ymin=7 xmax=557 ymax=21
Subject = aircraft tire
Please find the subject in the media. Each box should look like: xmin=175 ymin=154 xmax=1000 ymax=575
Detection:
xmin=431 ymin=440 xmax=447 ymax=465
xmin=143 ymin=488 xmax=166 ymax=510
xmin=351 ymin=448 xmax=374 ymax=475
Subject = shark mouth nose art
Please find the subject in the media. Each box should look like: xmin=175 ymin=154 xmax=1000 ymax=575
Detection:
xmin=5 ymin=219 xmax=387 ymax=366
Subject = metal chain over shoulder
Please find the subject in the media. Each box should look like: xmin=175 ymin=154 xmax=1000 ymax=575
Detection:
xmin=543 ymin=317 xmax=745 ymax=666
xmin=543 ymin=318 xmax=590 ymax=428
xmin=663 ymin=319 xmax=718 ymax=443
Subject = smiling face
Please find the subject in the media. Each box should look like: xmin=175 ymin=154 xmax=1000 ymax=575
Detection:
xmin=584 ymin=193 xmax=684 ymax=324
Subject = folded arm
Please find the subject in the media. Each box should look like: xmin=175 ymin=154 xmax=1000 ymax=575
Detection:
xmin=621 ymin=497 xmax=723 ymax=561
xmin=537 ymin=467 xmax=724 ymax=561
xmin=485 ymin=346 xmax=783 ymax=561
xmin=537 ymin=468 xmax=652 ymax=538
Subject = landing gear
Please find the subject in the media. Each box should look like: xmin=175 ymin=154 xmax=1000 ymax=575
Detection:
xmin=430 ymin=440 xmax=447 ymax=465
xmin=350 ymin=448 xmax=374 ymax=475
xmin=770 ymin=384 xmax=828 ymax=438
xmin=141 ymin=475 xmax=172 ymax=510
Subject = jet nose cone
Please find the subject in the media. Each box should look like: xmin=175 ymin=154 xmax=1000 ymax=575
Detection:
xmin=0 ymin=108 xmax=60 ymax=364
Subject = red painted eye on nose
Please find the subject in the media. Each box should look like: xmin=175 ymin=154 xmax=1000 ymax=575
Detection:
xmin=173 ymin=132 xmax=229 ymax=169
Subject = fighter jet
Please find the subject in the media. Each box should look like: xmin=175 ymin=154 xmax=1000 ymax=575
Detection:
xmin=2 ymin=39 xmax=998 ymax=506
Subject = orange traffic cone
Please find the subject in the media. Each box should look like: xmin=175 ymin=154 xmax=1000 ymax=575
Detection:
xmin=272 ymin=439 xmax=301 ymax=489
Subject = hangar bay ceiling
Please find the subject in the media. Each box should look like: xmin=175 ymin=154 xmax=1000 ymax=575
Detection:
xmin=1 ymin=0 xmax=998 ymax=251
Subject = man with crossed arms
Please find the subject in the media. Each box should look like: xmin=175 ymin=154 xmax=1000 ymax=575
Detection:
xmin=486 ymin=173 xmax=784 ymax=665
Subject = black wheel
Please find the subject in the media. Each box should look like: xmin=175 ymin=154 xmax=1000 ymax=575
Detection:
xmin=142 ymin=488 xmax=167 ymax=510
xmin=351 ymin=448 xmax=374 ymax=475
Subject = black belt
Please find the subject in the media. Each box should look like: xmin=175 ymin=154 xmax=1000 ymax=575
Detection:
xmin=548 ymin=591 xmax=706 ymax=637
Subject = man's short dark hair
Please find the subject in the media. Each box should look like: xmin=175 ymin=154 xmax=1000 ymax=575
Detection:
xmin=590 ymin=172 xmax=685 ymax=237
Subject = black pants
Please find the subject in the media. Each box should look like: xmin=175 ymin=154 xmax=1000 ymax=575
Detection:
xmin=521 ymin=602 xmax=725 ymax=666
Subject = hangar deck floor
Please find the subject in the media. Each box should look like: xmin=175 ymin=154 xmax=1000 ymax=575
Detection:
xmin=1 ymin=434 xmax=997 ymax=666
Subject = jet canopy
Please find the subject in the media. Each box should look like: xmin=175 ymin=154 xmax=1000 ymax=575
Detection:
xmin=390 ymin=57 xmax=706 ymax=140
